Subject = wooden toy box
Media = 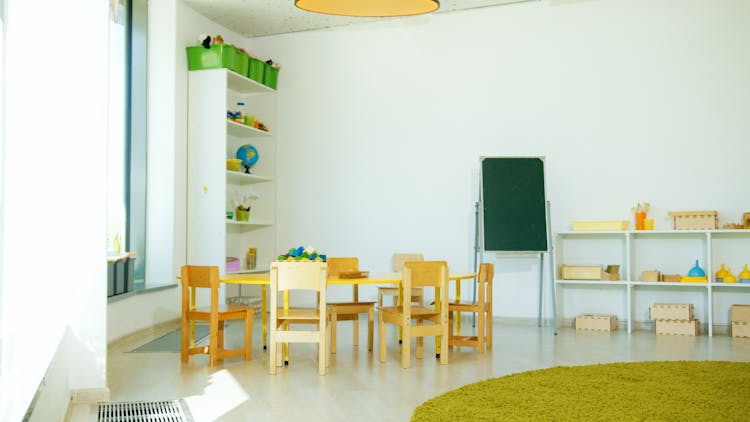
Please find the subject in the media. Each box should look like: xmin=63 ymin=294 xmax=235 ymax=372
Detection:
xmin=656 ymin=319 xmax=700 ymax=336
xmin=576 ymin=314 xmax=617 ymax=331
xmin=668 ymin=211 xmax=718 ymax=230
xmin=650 ymin=303 xmax=694 ymax=321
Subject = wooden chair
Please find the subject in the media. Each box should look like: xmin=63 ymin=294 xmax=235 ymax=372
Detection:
xmin=378 ymin=261 xmax=449 ymax=369
xmin=377 ymin=253 xmax=425 ymax=307
xmin=448 ymin=263 xmax=493 ymax=353
xmin=327 ymin=257 xmax=375 ymax=354
xmin=269 ymin=261 xmax=329 ymax=375
xmin=180 ymin=265 xmax=255 ymax=366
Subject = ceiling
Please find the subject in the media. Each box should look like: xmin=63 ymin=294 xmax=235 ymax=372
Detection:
xmin=183 ymin=0 xmax=536 ymax=38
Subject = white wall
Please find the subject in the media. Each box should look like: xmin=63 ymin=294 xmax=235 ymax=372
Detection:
xmin=0 ymin=0 xmax=108 ymax=420
xmin=246 ymin=0 xmax=750 ymax=317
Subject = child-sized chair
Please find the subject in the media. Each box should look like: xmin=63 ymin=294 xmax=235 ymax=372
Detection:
xmin=180 ymin=265 xmax=255 ymax=366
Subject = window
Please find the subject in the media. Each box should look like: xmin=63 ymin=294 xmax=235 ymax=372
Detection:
xmin=108 ymin=0 xmax=147 ymax=291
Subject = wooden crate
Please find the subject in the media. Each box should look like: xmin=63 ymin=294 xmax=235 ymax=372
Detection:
xmin=642 ymin=270 xmax=660 ymax=282
xmin=731 ymin=321 xmax=750 ymax=338
xmin=661 ymin=274 xmax=682 ymax=282
xmin=561 ymin=265 xmax=602 ymax=280
xmin=730 ymin=304 xmax=750 ymax=322
xmin=668 ymin=211 xmax=718 ymax=230
xmin=650 ymin=303 xmax=694 ymax=321
xmin=656 ymin=319 xmax=700 ymax=336
xmin=572 ymin=220 xmax=629 ymax=231
xmin=576 ymin=314 xmax=617 ymax=331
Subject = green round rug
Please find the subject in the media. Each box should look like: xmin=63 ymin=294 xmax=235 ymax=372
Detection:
xmin=412 ymin=361 xmax=750 ymax=421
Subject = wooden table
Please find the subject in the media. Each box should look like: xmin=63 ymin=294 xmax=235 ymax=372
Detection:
xmin=221 ymin=271 xmax=476 ymax=355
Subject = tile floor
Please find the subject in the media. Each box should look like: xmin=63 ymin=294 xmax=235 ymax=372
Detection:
xmin=68 ymin=318 xmax=750 ymax=422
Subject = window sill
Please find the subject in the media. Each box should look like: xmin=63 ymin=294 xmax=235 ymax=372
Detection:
xmin=107 ymin=280 xmax=177 ymax=304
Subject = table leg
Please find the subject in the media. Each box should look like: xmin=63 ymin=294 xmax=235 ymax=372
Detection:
xmin=262 ymin=284 xmax=268 ymax=350
xmin=284 ymin=290 xmax=289 ymax=364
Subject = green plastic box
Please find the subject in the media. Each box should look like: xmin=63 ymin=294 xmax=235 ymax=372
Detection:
xmin=186 ymin=44 xmax=237 ymax=71
xmin=263 ymin=63 xmax=279 ymax=89
xmin=234 ymin=52 xmax=249 ymax=77
xmin=248 ymin=57 xmax=265 ymax=84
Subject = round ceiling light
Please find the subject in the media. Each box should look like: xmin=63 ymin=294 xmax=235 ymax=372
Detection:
xmin=295 ymin=0 xmax=440 ymax=18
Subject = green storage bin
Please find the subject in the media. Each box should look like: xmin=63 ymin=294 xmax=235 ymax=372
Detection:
xmin=263 ymin=63 xmax=279 ymax=89
xmin=186 ymin=44 xmax=237 ymax=71
xmin=234 ymin=52 xmax=249 ymax=76
xmin=248 ymin=57 xmax=265 ymax=84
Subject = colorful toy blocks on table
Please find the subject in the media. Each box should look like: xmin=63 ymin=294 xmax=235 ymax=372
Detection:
xmin=277 ymin=245 xmax=326 ymax=262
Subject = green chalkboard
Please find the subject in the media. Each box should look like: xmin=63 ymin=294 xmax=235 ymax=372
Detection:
xmin=481 ymin=157 xmax=548 ymax=252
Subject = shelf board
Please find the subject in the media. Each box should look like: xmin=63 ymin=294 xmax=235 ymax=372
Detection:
xmin=226 ymin=219 xmax=273 ymax=227
xmin=555 ymin=279 xmax=626 ymax=286
xmin=227 ymin=120 xmax=272 ymax=138
xmin=711 ymin=282 xmax=750 ymax=288
xmin=630 ymin=281 xmax=708 ymax=287
xmin=226 ymin=171 xmax=272 ymax=184
xmin=226 ymin=69 xmax=275 ymax=94
xmin=558 ymin=229 xmax=750 ymax=236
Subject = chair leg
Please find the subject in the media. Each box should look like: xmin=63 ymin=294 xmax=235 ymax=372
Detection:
xmin=330 ymin=310 xmax=338 ymax=354
xmin=486 ymin=306 xmax=493 ymax=350
xmin=318 ymin=320 xmax=327 ymax=375
xmin=402 ymin=323 xmax=411 ymax=369
xmin=477 ymin=308 xmax=485 ymax=354
xmin=440 ymin=316 xmax=448 ymax=365
xmin=448 ymin=311 xmax=454 ymax=349
xmin=378 ymin=312 xmax=386 ymax=363
xmin=416 ymin=320 xmax=424 ymax=359
xmin=181 ymin=316 xmax=189 ymax=364
xmin=269 ymin=326 xmax=277 ymax=374
xmin=244 ymin=312 xmax=253 ymax=361
xmin=218 ymin=321 xmax=225 ymax=363
xmin=353 ymin=314 xmax=360 ymax=348
xmin=367 ymin=306 xmax=374 ymax=352
xmin=209 ymin=320 xmax=219 ymax=367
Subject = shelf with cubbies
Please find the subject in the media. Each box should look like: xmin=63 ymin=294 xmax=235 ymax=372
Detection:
xmin=553 ymin=229 xmax=750 ymax=336
xmin=188 ymin=68 xmax=277 ymax=296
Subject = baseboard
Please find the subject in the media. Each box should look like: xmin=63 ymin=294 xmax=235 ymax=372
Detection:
xmin=108 ymin=317 xmax=181 ymax=350
xmin=71 ymin=388 xmax=110 ymax=404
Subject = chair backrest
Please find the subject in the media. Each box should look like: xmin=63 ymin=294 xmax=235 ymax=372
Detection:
xmin=326 ymin=257 xmax=359 ymax=277
xmin=477 ymin=263 xmax=494 ymax=305
xmin=392 ymin=253 xmax=424 ymax=272
xmin=402 ymin=261 xmax=448 ymax=313
xmin=180 ymin=265 xmax=220 ymax=313
xmin=271 ymin=261 xmax=328 ymax=293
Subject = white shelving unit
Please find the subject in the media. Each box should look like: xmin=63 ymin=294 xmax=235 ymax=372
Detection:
xmin=187 ymin=68 xmax=277 ymax=301
xmin=553 ymin=229 xmax=750 ymax=336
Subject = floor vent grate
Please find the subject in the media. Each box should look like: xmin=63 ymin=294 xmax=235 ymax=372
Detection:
xmin=98 ymin=400 xmax=190 ymax=422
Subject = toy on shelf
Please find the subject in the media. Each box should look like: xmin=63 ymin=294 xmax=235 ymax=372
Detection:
xmin=277 ymin=245 xmax=326 ymax=262
xmin=723 ymin=268 xmax=737 ymax=284
xmin=236 ymin=144 xmax=259 ymax=173
xmin=740 ymin=264 xmax=750 ymax=284
xmin=668 ymin=210 xmax=718 ymax=230
xmin=715 ymin=263 xmax=729 ymax=283
xmin=681 ymin=259 xmax=707 ymax=283
xmin=631 ymin=202 xmax=650 ymax=230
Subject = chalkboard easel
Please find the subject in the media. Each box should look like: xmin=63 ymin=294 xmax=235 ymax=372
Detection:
xmin=475 ymin=156 xmax=557 ymax=333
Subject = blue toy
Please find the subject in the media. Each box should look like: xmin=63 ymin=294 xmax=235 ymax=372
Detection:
xmin=688 ymin=260 xmax=706 ymax=277
xmin=236 ymin=144 xmax=259 ymax=173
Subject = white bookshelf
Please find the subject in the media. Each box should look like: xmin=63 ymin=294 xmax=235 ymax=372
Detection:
xmin=553 ymin=229 xmax=750 ymax=336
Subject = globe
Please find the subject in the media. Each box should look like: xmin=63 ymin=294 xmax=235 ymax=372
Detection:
xmin=236 ymin=144 xmax=259 ymax=172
